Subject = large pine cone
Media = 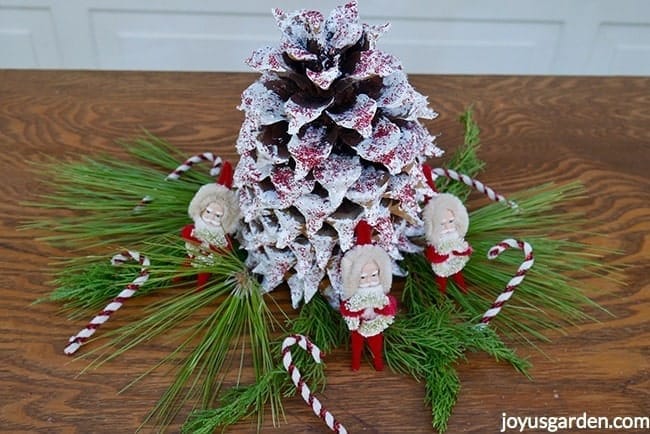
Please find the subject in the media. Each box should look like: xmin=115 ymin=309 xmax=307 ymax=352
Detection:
xmin=234 ymin=1 xmax=442 ymax=308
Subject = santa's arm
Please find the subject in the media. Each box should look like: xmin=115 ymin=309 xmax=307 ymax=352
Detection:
xmin=375 ymin=295 xmax=398 ymax=316
xmin=339 ymin=300 xmax=363 ymax=317
xmin=425 ymin=245 xmax=449 ymax=264
xmin=181 ymin=224 xmax=198 ymax=243
xmin=340 ymin=300 xmax=363 ymax=331
xmin=452 ymin=244 xmax=473 ymax=256
xmin=209 ymin=234 xmax=233 ymax=253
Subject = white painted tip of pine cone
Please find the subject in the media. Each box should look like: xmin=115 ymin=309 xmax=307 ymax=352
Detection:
xmin=431 ymin=167 xmax=518 ymax=209
xmin=63 ymin=251 xmax=150 ymax=355
xmin=165 ymin=152 xmax=222 ymax=180
xmin=282 ymin=334 xmax=347 ymax=434
xmin=478 ymin=239 xmax=534 ymax=327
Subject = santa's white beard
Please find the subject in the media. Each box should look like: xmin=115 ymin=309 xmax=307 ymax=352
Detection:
xmin=355 ymin=283 xmax=385 ymax=299
xmin=438 ymin=228 xmax=460 ymax=243
xmin=434 ymin=229 xmax=467 ymax=254
xmin=194 ymin=218 xmax=227 ymax=246
xmin=345 ymin=283 xmax=387 ymax=311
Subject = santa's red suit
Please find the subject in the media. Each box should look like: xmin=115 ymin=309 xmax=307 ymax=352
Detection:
xmin=424 ymin=242 xmax=472 ymax=294
xmin=181 ymin=223 xmax=232 ymax=289
xmin=339 ymin=292 xmax=397 ymax=371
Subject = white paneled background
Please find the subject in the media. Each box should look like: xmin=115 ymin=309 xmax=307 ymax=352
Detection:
xmin=1 ymin=0 xmax=649 ymax=75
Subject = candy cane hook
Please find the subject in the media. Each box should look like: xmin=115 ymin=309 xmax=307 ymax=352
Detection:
xmin=430 ymin=167 xmax=518 ymax=209
xmin=64 ymin=251 xmax=150 ymax=355
xmin=133 ymin=152 xmax=222 ymax=212
xmin=166 ymin=152 xmax=222 ymax=180
xmin=282 ymin=334 xmax=348 ymax=434
xmin=478 ymin=239 xmax=534 ymax=326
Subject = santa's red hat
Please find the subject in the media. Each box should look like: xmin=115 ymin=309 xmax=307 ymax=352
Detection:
xmin=217 ymin=161 xmax=234 ymax=188
xmin=354 ymin=220 xmax=373 ymax=245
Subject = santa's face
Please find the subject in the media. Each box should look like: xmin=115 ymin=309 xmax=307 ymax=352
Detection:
xmin=200 ymin=201 xmax=224 ymax=229
xmin=438 ymin=209 xmax=459 ymax=242
xmin=359 ymin=261 xmax=380 ymax=288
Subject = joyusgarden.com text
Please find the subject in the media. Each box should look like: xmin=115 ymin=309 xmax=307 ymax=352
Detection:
xmin=500 ymin=412 xmax=649 ymax=432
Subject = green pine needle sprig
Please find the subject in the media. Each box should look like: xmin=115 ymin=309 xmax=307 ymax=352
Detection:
xmin=38 ymin=237 xmax=183 ymax=315
xmin=436 ymin=109 xmax=485 ymax=200
xmin=43 ymin=256 xmax=151 ymax=318
xmin=67 ymin=249 xmax=285 ymax=432
xmin=23 ymin=135 xmax=213 ymax=250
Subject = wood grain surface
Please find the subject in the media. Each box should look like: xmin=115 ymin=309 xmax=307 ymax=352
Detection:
xmin=0 ymin=70 xmax=648 ymax=434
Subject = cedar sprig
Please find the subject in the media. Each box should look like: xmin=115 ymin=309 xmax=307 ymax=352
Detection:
xmin=425 ymin=326 xmax=529 ymax=432
xmin=425 ymin=361 xmax=461 ymax=433
xmin=182 ymin=369 xmax=287 ymax=434
xmin=384 ymin=301 xmax=529 ymax=432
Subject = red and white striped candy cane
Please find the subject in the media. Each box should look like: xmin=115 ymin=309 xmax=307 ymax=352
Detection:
xmin=478 ymin=239 xmax=534 ymax=326
xmin=166 ymin=152 xmax=222 ymax=180
xmin=431 ymin=167 xmax=518 ymax=209
xmin=133 ymin=195 xmax=154 ymax=213
xmin=134 ymin=152 xmax=222 ymax=211
xmin=64 ymin=251 xmax=150 ymax=355
xmin=282 ymin=334 xmax=347 ymax=434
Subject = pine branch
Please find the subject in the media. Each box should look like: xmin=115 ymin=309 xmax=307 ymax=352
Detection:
xmin=401 ymin=253 xmax=443 ymax=313
xmin=436 ymin=108 xmax=486 ymax=200
xmin=408 ymin=112 xmax=619 ymax=342
xmin=61 ymin=249 xmax=286 ymax=433
xmin=141 ymin=256 xmax=283 ymax=431
xmin=39 ymin=239 xmax=179 ymax=316
xmin=22 ymin=136 xmax=213 ymax=249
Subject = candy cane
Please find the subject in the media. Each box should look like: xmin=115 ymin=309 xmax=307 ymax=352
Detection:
xmin=431 ymin=167 xmax=518 ymax=209
xmin=166 ymin=152 xmax=222 ymax=180
xmin=134 ymin=152 xmax=222 ymax=211
xmin=133 ymin=195 xmax=154 ymax=213
xmin=282 ymin=334 xmax=347 ymax=434
xmin=64 ymin=251 xmax=150 ymax=355
xmin=478 ymin=239 xmax=534 ymax=326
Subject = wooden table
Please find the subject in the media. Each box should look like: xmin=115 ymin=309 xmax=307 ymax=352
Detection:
xmin=1 ymin=71 xmax=648 ymax=433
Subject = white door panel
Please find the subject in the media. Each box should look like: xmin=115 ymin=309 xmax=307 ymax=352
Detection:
xmin=1 ymin=0 xmax=649 ymax=75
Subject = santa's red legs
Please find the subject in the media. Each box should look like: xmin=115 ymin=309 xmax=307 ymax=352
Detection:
xmin=181 ymin=162 xmax=240 ymax=289
xmin=423 ymin=193 xmax=472 ymax=294
xmin=339 ymin=221 xmax=397 ymax=371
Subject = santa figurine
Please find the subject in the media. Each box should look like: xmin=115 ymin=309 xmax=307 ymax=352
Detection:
xmin=422 ymin=192 xmax=472 ymax=294
xmin=339 ymin=221 xmax=397 ymax=371
xmin=181 ymin=161 xmax=239 ymax=289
